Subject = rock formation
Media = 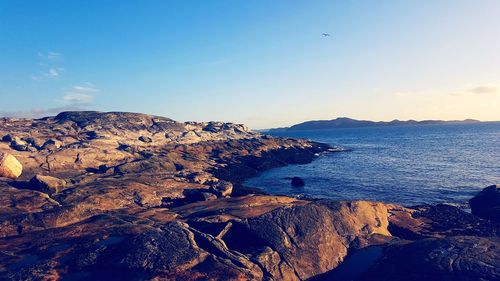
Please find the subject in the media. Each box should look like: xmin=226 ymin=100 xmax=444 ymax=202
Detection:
xmin=29 ymin=174 xmax=67 ymax=195
xmin=0 ymin=152 xmax=22 ymax=179
xmin=469 ymin=184 xmax=500 ymax=221
xmin=0 ymin=111 xmax=497 ymax=280
xmin=291 ymin=176 xmax=305 ymax=187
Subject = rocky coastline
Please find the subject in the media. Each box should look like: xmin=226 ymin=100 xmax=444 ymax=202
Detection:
xmin=0 ymin=111 xmax=498 ymax=281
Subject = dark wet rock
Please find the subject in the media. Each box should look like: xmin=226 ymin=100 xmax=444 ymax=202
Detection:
xmin=10 ymin=138 xmax=29 ymax=151
xmin=469 ymin=185 xmax=500 ymax=222
xmin=10 ymin=143 xmax=29 ymax=151
xmin=291 ymin=176 xmax=305 ymax=187
xmin=29 ymin=174 xmax=67 ymax=195
xmin=85 ymin=131 xmax=99 ymax=140
xmin=117 ymin=143 xmax=134 ymax=153
xmin=21 ymin=137 xmax=43 ymax=149
xmin=138 ymin=135 xmax=152 ymax=143
xmin=41 ymin=139 xmax=62 ymax=151
xmin=358 ymin=236 xmax=500 ymax=281
xmin=1 ymin=134 xmax=14 ymax=142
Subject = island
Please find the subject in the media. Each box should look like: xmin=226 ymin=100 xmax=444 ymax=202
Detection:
xmin=267 ymin=117 xmax=481 ymax=132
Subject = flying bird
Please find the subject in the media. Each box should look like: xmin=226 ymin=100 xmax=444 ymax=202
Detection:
xmin=322 ymin=33 xmax=330 ymax=37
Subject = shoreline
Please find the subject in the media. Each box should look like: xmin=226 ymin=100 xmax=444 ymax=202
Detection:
xmin=0 ymin=111 xmax=498 ymax=280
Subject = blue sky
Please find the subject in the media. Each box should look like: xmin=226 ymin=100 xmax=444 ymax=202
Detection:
xmin=1 ymin=1 xmax=499 ymax=128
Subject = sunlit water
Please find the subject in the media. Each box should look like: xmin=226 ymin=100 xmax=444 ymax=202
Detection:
xmin=245 ymin=122 xmax=500 ymax=206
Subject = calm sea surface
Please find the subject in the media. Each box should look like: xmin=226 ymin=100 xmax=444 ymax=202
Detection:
xmin=245 ymin=122 xmax=500 ymax=206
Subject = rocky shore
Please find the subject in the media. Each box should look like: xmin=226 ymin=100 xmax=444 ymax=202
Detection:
xmin=0 ymin=111 xmax=498 ymax=280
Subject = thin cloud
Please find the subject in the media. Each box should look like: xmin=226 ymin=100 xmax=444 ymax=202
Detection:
xmin=72 ymin=84 xmax=99 ymax=93
xmin=2 ymin=82 xmax=100 ymax=119
xmin=44 ymin=67 xmax=64 ymax=77
xmin=59 ymin=83 xmax=100 ymax=105
xmin=38 ymin=52 xmax=62 ymax=60
xmin=0 ymin=106 xmax=84 ymax=119
xmin=466 ymin=85 xmax=499 ymax=95
xmin=32 ymin=52 xmax=64 ymax=80
xmin=62 ymin=93 xmax=93 ymax=105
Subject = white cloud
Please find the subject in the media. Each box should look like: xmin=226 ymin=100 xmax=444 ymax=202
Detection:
xmin=44 ymin=67 xmax=64 ymax=77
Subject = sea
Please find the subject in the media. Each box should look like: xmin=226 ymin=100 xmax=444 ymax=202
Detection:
xmin=245 ymin=122 xmax=500 ymax=207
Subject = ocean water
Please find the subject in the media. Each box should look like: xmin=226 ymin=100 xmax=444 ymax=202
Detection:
xmin=245 ymin=122 xmax=500 ymax=206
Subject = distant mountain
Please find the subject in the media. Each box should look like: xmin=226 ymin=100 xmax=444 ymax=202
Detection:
xmin=267 ymin=117 xmax=481 ymax=132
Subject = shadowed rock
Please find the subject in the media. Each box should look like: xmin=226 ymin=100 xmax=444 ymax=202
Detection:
xmin=291 ymin=176 xmax=305 ymax=187
xmin=29 ymin=174 xmax=67 ymax=195
xmin=469 ymin=185 xmax=500 ymax=222
xmin=358 ymin=236 xmax=500 ymax=281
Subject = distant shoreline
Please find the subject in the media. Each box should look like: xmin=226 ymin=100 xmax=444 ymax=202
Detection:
xmin=264 ymin=117 xmax=496 ymax=132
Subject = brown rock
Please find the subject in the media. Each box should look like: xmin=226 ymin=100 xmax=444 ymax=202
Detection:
xmin=233 ymin=200 xmax=391 ymax=280
xmin=210 ymin=180 xmax=233 ymax=197
xmin=0 ymin=152 xmax=22 ymax=179
xmin=29 ymin=174 xmax=67 ymax=195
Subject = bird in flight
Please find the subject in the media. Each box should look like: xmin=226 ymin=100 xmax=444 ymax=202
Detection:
xmin=322 ymin=33 xmax=330 ymax=37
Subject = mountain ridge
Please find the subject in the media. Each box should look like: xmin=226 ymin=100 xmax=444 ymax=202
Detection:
xmin=267 ymin=117 xmax=482 ymax=132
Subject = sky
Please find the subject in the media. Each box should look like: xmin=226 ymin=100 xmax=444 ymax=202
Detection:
xmin=0 ymin=1 xmax=499 ymax=129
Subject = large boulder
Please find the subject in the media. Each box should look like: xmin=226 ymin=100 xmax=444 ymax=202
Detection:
xmin=469 ymin=185 xmax=500 ymax=221
xmin=220 ymin=200 xmax=391 ymax=280
xmin=29 ymin=174 xmax=67 ymax=195
xmin=209 ymin=180 xmax=233 ymax=197
xmin=0 ymin=152 xmax=22 ymax=179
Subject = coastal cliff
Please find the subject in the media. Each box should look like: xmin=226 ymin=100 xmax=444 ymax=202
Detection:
xmin=0 ymin=112 xmax=498 ymax=280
